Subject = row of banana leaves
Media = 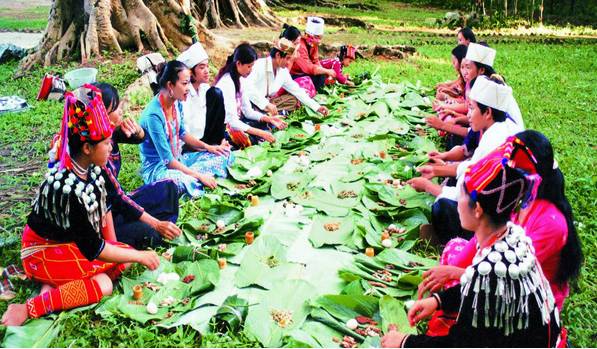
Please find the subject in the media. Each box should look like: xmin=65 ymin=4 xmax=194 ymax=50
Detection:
xmin=4 ymin=75 xmax=442 ymax=348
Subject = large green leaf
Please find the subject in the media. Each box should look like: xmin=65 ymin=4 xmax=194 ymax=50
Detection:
xmin=244 ymin=279 xmax=316 ymax=347
xmin=379 ymin=295 xmax=416 ymax=334
xmin=271 ymin=171 xmax=313 ymax=200
xmin=309 ymin=214 xmax=356 ymax=248
xmin=235 ymin=235 xmax=304 ymax=289
xmin=311 ymin=294 xmax=379 ymax=321
xmin=2 ymin=319 xmax=62 ymax=348
xmin=292 ymin=188 xmax=353 ymax=217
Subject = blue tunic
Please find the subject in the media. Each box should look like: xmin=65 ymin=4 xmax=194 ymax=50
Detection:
xmin=139 ymin=95 xmax=232 ymax=198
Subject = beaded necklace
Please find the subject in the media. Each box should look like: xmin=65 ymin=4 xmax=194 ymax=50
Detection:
xmin=159 ymin=93 xmax=180 ymax=158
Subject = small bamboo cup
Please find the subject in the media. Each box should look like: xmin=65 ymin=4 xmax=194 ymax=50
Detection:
xmin=245 ymin=231 xmax=255 ymax=245
xmin=365 ymin=247 xmax=375 ymax=257
xmin=132 ymin=285 xmax=143 ymax=300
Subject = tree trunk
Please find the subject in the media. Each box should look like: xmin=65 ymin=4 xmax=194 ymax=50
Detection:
xmin=539 ymin=0 xmax=544 ymax=23
xmin=19 ymin=0 xmax=279 ymax=73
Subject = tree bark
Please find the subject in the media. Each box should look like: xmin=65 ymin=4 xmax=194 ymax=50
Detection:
xmin=19 ymin=0 xmax=279 ymax=73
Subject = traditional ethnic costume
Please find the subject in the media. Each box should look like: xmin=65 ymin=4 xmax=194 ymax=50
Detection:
xmin=178 ymin=42 xmax=227 ymax=146
xmin=402 ymin=141 xmax=562 ymax=347
xmin=21 ymin=85 xmax=132 ymax=319
xmin=290 ymin=17 xmax=327 ymax=92
xmin=139 ymin=94 xmax=231 ymax=198
xmin=245 ymin=38 xmax=322 ymax=114
xmin=433 ymin=77 xmax=521 ymax=243
xmin=320 ymin=45 xmax=356 ymax=85
xmin=429 ymin=136 xmax=570 ymax=337
xmin=216 ymin=72 xmax=269 ymax=149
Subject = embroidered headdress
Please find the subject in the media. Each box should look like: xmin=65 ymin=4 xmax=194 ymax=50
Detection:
xmin=340 ymin=45 xmax=357 ymax=60
xmin=52 ymin=84 xmax=113 ymax=170
xmin=274 ymin=38 xmax=296 ymax=56
xmin=305 ymin=16 xmax=324 ymax=36
xmin=465 ymin=42 xmax=496 ymax=67
xmin=464 ymin=135 xmax=542 ymax=211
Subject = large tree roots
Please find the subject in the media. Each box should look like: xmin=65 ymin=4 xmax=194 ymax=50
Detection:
xmin=18 ymin=0 xmax=279 ymax=74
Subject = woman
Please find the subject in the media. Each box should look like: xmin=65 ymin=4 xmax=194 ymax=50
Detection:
xmin=93 ymin=82 xmax=181 ymax=249
xmin=382 ymin=141 xmax=562 ymax=347
xmin=435 ymin=44 xmax=467 ymax=102
xmin=289 ymin=16 xmax=336 ymax=92
xmin=0 ymin=85 xmax=160 ymax=326
xmin=457 ymin=27 xmax=476 ymax=46
xmin=139 ymin=60 xmax=231 ymax=198
xmin=214 ymin=43 xmax=279 ymax=149
xmin=418 ymin=131 xmax=583 ymax=336
xmin=321 ymin=44 xmax=357 ymax=86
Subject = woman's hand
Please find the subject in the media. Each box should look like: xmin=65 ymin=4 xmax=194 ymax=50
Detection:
xmin=194 ymin=172 xmax=217 ymax=189
xmin=120 ymin=118 xmax=143 ymax=138
xmin=327 ymin=68 xmax=337 ymax=78
xmin=155 ymin=220 xmax=182 ymax=240
xmin=206 ymin=144 xmax=230 ymax=157
xmin=408 ymin=297 xmax=439 ymax=326
xmin=381 ymin=324 xmax=407 ymax=348
xmin=269 ymin=116 xmax=288 ymax=130
xmin=317 ymin=106 xmax=329 ymax=116
xmin=418 ymin=266 xmax=465 ymax=299
xmin=407 ymin=177 xmax=432 ymax=193
xmin=136 ymin=250 xmax=160 ymax=270
xmin=425 ymin=116 xmax=445 ymax=131
xmin=346 ymin=80 xmax=355 ymax=87
xmin=258 ymin=130 xmax=276 ymax=143
xmin=264 ymin=103 xmax=278 ymax=116
xmin=416 ymin=165 xmax=436 ymax=179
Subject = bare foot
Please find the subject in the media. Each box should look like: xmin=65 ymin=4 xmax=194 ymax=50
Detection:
xmin=1 ymin=303 xmax=28 ymax=326
xmin=40 ymin=283 xmax=54 ymax=294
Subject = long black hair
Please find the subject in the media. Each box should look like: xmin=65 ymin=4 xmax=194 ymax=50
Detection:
xmin=451 ymin=44 xmax=468 ymax=65
xmin=459 ymin=27 xmax=476 ymax=43
xmin=214 ymin=43 xmax=258 ymax=93
xmin=516 ymin=130 xmax=583 ymax=285
xmin=152 ymin=60 xmax=189 ymax=95
xmin=280 ymin=24 xmax=301 ymax=42
xmin=92 ymin=82 xmax=119 ymax=113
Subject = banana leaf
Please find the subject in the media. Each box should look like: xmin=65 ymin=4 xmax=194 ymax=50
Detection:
xmin=235 ymin=235 xmax=304 ymax=289
xmin=286 ymin=320 xmax=343 ymax=348
xmin=371 ymin=100 xmax=390 ymax=118
xmin=2 ymin=318 xmax=62 ymax=348
xmin=271 ymin=171 xmax=313 ymax=200
xmin=244 ymin=279 xmax=317 ymax=347
xmin=365 ymin=183 xmax=434 ymax=210
xmin=379 ymin=296 xmax=416 ymax=334
xmin=292 ymin=188 xmax=353 ymax=217
xmin=309 ymin=214 xmax=357 ymax=248
xmin=346 ymin=99 xmax=371 ymax=120
xmin=211 ymin=295 xmax=249 ymax=332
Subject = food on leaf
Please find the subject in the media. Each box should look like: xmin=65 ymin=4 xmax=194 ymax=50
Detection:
xmin=182 ymin=274 xmax=195 ymax=284
xmin=146 ymin=302 xmax=158 ymax=315
xmin=346 ymin=318 xmax=359 ymax=330
xmin=381 ymin=239 xmax=392 ymax=248
xmin=324 ymin=222 xmax=340 ymax=232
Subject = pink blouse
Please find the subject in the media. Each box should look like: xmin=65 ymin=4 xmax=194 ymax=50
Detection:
xmin=320 ymin=58 xmax=348 ymax=84
xmin=449 ymin=199 xmax=569 ymax=310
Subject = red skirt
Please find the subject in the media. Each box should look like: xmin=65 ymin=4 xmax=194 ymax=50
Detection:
xmin=21 ymin=225 xmax=128 ymax=287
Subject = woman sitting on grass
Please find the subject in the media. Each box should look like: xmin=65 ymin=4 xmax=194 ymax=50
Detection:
xmin=457 ymin=27 xmax=476 ymax=46
xmin=382 ymin=141 xmax=562 ymax=347
xmin=434 ymin=44 xmax=467 ymax=102
xmin=289 ymin=17 xmax=337 ymax=93
xmin=139 ymin=60 xmax=232 ymax=199
xmin=93 ymin=82 xmax=181 ymax=249
xmin=321 ymin=44 xmax=357 ymax=87
xmin=417 ymin=131 xmax=583 ymax=338
xmin=409 ymin=76 xmax=520 ymax=244
xmin=215 ymin=43 xmax=280 ymax=148
xmin=1 ymin=85 xmax=160 ymax=326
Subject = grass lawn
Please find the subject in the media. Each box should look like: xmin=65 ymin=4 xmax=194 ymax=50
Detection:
xmin=0 ymin=1 xmax=596 ymax=347
xmin=0 ymin=6 xmax=49 ymax=32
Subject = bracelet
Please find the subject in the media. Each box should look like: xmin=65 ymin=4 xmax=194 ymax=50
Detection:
xmin=400 ymin=334 xmax=410 ymax=348
xmin=432 ymin=293 xmax=442 ymax=310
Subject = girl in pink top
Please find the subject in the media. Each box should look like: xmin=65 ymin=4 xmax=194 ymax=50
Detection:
xmin=421 ymin=130 xmax=583 ymax=335
xmin=321 ymin=45 xmax=356 ymax=86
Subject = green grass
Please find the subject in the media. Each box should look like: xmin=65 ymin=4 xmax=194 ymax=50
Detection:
xmin=276 ymin=0 xmax=445 ymax=29
xmin=0 ymin=6 xmax=49 ymax=31
xmin=0 ymin=2 xmax=596 ymax=347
